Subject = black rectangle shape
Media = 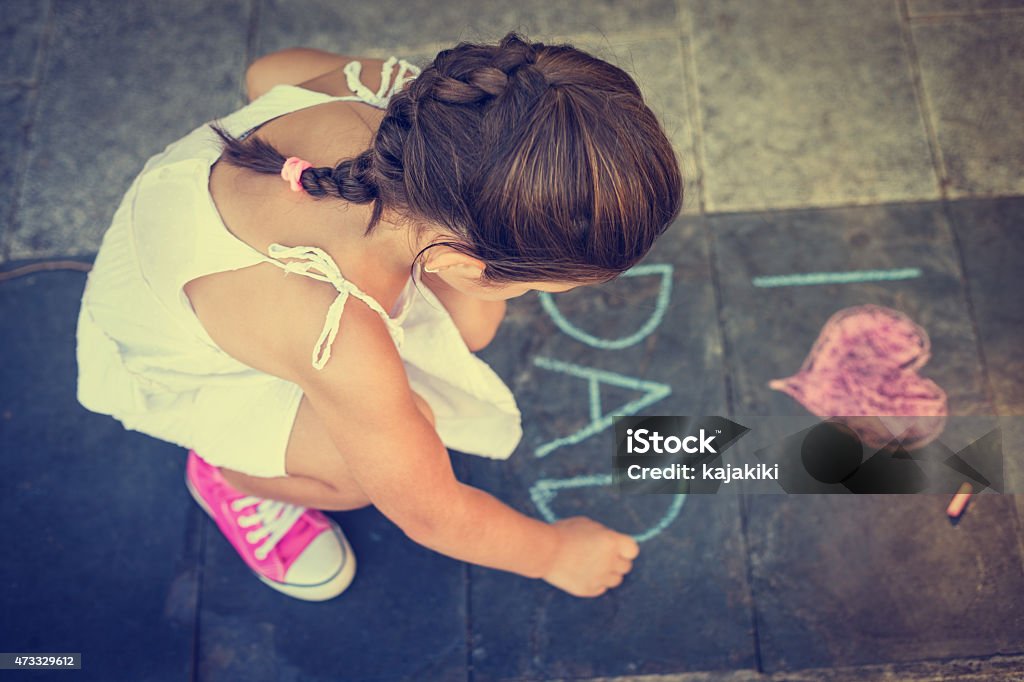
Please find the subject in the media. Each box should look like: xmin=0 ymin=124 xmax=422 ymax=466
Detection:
xmin=0 ymin=653 xmax=81 ymax=669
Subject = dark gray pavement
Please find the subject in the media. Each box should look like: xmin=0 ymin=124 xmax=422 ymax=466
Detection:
xmin=2 ymin=1 xmax=1023 ymax=681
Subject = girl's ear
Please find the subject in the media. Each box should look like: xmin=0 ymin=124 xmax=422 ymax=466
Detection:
xmin=423 ymin=246 xmax=486 ymax=276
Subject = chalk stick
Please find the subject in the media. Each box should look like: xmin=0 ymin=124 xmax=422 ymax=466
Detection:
xmin=946 ymin=482 xmax=973 ymax=521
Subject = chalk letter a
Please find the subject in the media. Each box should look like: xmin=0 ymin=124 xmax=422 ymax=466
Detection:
xmin=532 ymin=356 xmax=672 ymax=458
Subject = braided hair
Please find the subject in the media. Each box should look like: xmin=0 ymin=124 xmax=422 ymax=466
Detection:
xmin=208 ymin=31 xmax=683 ymax=285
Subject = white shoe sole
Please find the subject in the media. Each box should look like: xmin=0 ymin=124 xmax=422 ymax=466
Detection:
xmin=185 ymin=471 xmax=357 ymax=602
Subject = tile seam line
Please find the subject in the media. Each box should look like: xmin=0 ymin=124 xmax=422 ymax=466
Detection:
xmin=702 ymin=215 xmax=762 ymax=673
xmin=907 ymin=6 xmax=1024 ymax=23
xmin=538 ymin=26 xmax=687 ymax=45
xmin=456 ymin=454 xmax=475 ymax=682
xmin=561 ymin=652 xmax=1024 ymax=681
xmin=376 ymin=26 xmax=687 ymax=61
xmin=2 ymin=0 xmax=54 ymax=264
xmin=189 ymin=514 xmax=207 ymax=682
xmin=735 ymin=469 xmax=763 ymax=675
xmin=240 ymin=0 xmax=261 ymax=104
xmin=896 ymin=0 xmax=950 ymax=202
xmin=675 ymin=0 xmax=709 ymax=216
xmin=697 ymin=192 xmax=1024 ymax=219
xmin=942 ymin=202 xmax=1000 ymax=417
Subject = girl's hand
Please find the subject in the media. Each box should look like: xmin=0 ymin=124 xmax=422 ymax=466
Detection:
xmin=541 ymin=516 xmax=640 ymax=598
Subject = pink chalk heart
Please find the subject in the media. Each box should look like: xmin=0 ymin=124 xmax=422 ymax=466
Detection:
xmin=768 ymin=304 xmax=948 ymax=449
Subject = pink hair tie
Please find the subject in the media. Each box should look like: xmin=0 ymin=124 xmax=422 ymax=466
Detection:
xmin=281 ymin=156 xmax=314 ymax=192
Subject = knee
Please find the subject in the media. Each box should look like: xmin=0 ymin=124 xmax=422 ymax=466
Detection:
xmin=411 ymin=391 xmax=436 ymax=428
xmin=244 ymin=48 xmax=310 ymax=102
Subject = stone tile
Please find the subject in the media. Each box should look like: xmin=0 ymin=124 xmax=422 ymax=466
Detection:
xmin=197 ymin=504 xmax=467 ymax=681
xmin=908 ymin=0 xmax=1024 ymax=16
xmin=0 ymin=0 xmax=48 ymax=81
xmin=710 ymin=201 xmax=1023 ymax=669
xmin=946 ymin=198 xmax=1024 ymax=415
xmin=464 ymin=492 xmax=754 ymax=680
xmin=685 ymin=0 xmax=938 ymax=213
xmin=710 ymin=201 xmax=991 ymax=418
xmin=256 ymin=0 xmax=678 ymax=56
xmin=0 ymin=264 xmax=200 ymax=681
xmin=9 ymin=0 xmax=250 ymax=260
xmin=912 ymin=15 xmax=1024 ymax=198
xmin=744 ymin=493 xmax=1024 ymax=671
xmin=0 ymin=86 xmax=31 ymax=262
xmin=466 ymin=218 xmax=756 ymax=679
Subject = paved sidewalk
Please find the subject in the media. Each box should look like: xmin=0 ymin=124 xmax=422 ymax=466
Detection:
xmin=2 ymin=1 xmax=1022 ymax=681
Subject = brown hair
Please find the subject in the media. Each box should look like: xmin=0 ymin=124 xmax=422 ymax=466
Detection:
xmin=208 ymin=31 xmax=683 ymax=286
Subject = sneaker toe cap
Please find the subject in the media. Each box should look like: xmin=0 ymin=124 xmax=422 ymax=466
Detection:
xmin=283 ymin=527 xmax=348 ymax=586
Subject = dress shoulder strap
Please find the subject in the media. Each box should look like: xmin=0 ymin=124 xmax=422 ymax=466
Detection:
xmin=334 ymin=57 xmax=421 ymax=109
xmin=261 ymin=243 xmax=406 ymax=369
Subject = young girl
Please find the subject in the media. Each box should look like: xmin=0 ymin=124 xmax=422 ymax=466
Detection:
xmin=75 ymin=32 xmax=682 ymax=602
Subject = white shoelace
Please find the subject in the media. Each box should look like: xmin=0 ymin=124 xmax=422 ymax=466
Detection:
xmin=230 ymin=497 xmax=306 ymax=561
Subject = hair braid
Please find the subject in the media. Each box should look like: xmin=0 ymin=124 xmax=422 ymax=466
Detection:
xmin=296 ymin=150 xmax=377 ymax=202
xmin=208 ymin=122 xmax=380 ymax=204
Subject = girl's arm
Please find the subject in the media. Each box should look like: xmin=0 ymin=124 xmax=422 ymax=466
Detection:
xmin=269 ymin=290 xmax=637 ymax=596
xmin=421 ymin=271 xmax=508 ymax=352
xmin=287 ymin=297 xmax=558 ymax=577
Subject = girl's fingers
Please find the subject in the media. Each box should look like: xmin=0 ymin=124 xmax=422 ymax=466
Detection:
xmin=619 ymin=535 xmax=640 ymax=559
xmin=612 ymin=557 xmax=633 ymax=574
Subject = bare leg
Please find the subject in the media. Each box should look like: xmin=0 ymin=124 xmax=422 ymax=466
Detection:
xmin=218 ymin=468 xmax=363 ymax=512
xmin=214 ymin=390 xmax=436 ymax=511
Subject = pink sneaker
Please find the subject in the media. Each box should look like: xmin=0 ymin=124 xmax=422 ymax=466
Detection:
xmin=184 ymin=449 xmax=356 ymax=601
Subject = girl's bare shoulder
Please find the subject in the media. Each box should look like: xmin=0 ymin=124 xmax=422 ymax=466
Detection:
xmin=188 ymin=260 xmax=407 ymax=401
xmin=267 ymin=276 xmax=413 ymax=412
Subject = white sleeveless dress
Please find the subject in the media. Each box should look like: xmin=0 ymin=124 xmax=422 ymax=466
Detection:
xmin=75 ymin=57 xmax=523 ymax=478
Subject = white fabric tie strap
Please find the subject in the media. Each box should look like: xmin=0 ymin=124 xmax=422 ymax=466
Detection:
xmin=266 ymin=243 xmax=405 ymax=369
xmin=343 ymin=57 xmax=422 ymax=108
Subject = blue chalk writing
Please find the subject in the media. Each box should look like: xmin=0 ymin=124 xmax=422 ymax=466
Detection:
xmin=637 ymin=494 xmax=686 ymax=542
xmin=529 ymin=473 xmax=686 ymax=543
xmin=538 ymin=263 xmax=674 ymax=349
xmin=752 ymin=268 xmax=921 ymax=288
xmin=532 ymin=356 xmax=671 ymax=458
